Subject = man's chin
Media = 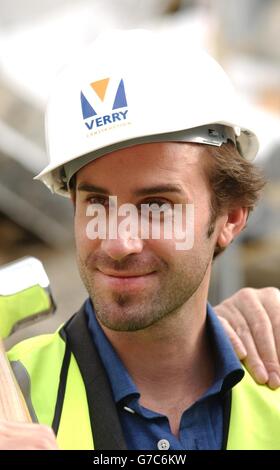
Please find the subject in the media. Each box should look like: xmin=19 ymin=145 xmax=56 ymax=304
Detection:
xmin=94 ymin=306 xmax=161 ymax=332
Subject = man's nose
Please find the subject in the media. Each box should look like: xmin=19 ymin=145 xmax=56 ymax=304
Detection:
xmin=101 ymin=231 xmax=144 ymax=261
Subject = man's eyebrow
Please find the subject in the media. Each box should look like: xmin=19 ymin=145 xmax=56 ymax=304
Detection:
xmin=77 ymin=182 xmax=186 ymax=197
xmin=134 ymin=184 xmax=186 ymax=197
xmin=77 ymin=183 xmax=110 ymax=195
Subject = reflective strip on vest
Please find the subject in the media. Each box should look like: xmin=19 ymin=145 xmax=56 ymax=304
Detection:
xmin=8 ymin=330 xmax=94 ymax=450
xmin=10 ymin=360 xmax=39 ymax=423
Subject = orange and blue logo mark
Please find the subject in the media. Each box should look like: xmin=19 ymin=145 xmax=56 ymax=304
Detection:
xmin=81 ymin=78 xmax=128 ymax=132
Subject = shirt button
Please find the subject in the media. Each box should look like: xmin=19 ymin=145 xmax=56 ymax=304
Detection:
xmin=157 ymin=439 xmax=170 ymax=450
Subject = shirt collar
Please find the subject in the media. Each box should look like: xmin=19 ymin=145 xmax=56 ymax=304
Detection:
xmin=204 ymin=303 xmax=244 ymax=397
xmin=84 ymin=299 xmax=244 ymax=404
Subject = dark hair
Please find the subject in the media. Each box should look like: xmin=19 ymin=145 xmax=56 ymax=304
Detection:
xmin=205 ymin=142 xmax=266 ymax=257
xmin=69 ymin=174 xmax=76 ymax=192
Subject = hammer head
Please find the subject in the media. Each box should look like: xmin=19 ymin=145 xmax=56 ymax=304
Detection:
xmin=0 ymin=257 xmax=56 ymax=339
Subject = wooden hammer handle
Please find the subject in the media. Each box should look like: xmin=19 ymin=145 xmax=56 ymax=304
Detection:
xmin=0 ymin=339 xmax=32 ymax=422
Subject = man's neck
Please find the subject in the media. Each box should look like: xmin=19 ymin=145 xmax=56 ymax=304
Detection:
xmin=99 ymin=289 xmax=215 ymax=428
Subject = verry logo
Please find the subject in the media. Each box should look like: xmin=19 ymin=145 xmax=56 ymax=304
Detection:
xmin=80 ymin=78 xmax=128 ymax=133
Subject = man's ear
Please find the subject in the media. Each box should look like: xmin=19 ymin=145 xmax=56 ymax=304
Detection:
xmin=217 ymin=207 xmax=248 ymax=249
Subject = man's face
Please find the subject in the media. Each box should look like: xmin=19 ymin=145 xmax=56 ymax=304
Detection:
xmin=74 ymin=142 xmax=226 ymax=331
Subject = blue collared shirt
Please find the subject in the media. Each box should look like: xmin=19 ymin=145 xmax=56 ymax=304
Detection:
xmin=85 ymin=299 xmax=243 ymax=450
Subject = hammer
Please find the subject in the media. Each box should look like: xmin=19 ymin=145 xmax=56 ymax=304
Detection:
xmin=0 ymin=257 xmax=56 ymax=422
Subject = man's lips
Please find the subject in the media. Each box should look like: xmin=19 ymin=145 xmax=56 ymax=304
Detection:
xmin=97 ymin=269 xmax=155 ymax=278
xmin=95 ymin=269 xmax=157 ymax=291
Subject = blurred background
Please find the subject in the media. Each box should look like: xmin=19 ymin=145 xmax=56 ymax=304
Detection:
xmin=0 ymin=0 xmax=279 ymax=345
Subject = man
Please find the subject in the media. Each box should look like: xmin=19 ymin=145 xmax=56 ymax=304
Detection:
xmin=2 ymin=30 xmax=280 ymax=450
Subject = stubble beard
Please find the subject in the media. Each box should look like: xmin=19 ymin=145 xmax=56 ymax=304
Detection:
xmin=77 ymin=251 xmax=213 ymax=332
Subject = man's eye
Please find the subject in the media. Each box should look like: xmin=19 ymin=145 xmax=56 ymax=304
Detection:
xmin=145 ymin=200 xmax=173 ymax=210
xmin=86 ymin=196 xmax=109 ymax=207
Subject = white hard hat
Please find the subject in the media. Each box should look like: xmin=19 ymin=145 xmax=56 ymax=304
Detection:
xmin=36 ymin=29 xmax=259 ymax=196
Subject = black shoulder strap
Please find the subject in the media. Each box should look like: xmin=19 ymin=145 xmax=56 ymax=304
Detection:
xmin=221 ymin=390 xmax=232 ymax=450
xmin=60 ymin=304 xmax=127 ymax=450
